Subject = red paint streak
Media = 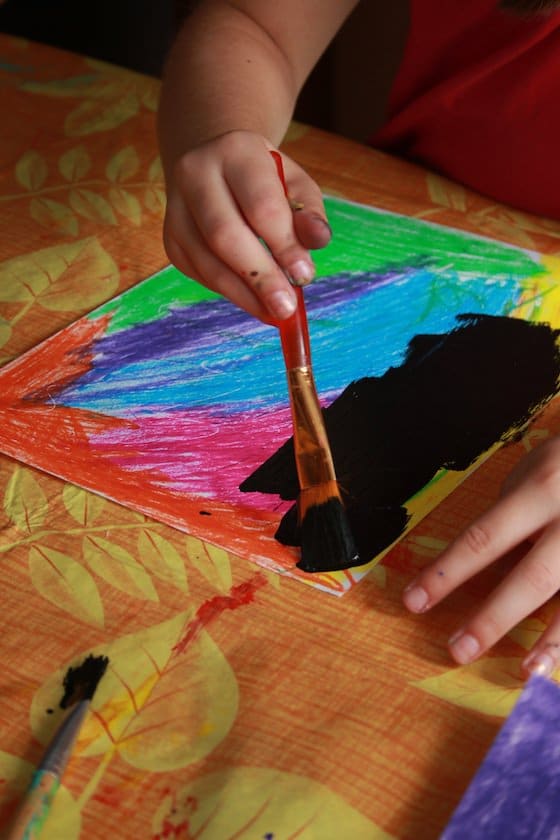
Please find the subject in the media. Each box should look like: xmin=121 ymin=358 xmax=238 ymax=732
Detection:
xmin=173 ymin=573 xmax=267 ymax=655
xmin=152 ymin=792 xmax=198 ymax=840
xmin=153 ymin=816 xmax=191 ymax=839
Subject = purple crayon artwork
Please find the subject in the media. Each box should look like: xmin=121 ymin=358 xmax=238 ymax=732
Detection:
xmin=442 ymin=675 xmax=560 ymax=839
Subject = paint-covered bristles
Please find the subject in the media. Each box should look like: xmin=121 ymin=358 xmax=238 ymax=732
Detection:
xmin=297 ymin=482 xmax=360 ymax=573
xmin=60 ymin=654 xmax=109 ymax=709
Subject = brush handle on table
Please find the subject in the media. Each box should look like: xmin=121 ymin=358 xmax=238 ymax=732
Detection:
xmin=5 ymin=770 xmax=60 ymax=840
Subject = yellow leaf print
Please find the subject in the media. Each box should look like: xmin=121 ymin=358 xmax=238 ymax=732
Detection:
xmin=141 ymin=79 xmax=160 ymax=112
xmin=29 ymin=544 xmax=105 ymax=628
xmin=66 ymin=93 xmax=140 ymax=136
xmin=62 ymin=484 xmax=106 ymax=525
xmin=0 ymin=750 xmax=81 ymax=840
xmin=58 ymin=146 xmax=92 ymax=182
xmin=4 ymin=466 xmax=48 ymax=532
xmin=29 ymin=197 xmax=79 ymax=237
xmin=407 ymin=534 xmax=448 ymax=559
xmin=83 ymin=534 xmax=159 ymax=601
xmin=137 ymin=528 xmax=189 ymax=593
xmin=0 ymin=316 xmax=11 ymax=351
xmin=479 ymin=218 xmax=536 ymax=250
xmin=185 ymin=535 xmax=232 ymax=593
xmin=109 ymin=187 xmax=142 ymax=225
xmin=106 ymin=145 xmax=140 ymax=183
xmin=144 ymin=186 xmax=166 ymax=216
xmin=30 ymin=610 xmax=239 ymax=772
xmin=0 ymin=237 xmax=119 ymax=310
xmin=148 ymin=156 xmax=163 ymax=183
xmin=284 ymin=121 xmax=310 ymax=143
xmin=151 ymin=767 xmax=392 ymax=840
xmin=426 ymin=172 xmax=468 ymax=212
xmin=414 ymin=656 xmax=524 ymax=718
xmin=15 ymin=150 xmax=48 ymax=191
xmin=69 ymin=188 xmax=117 ymax=225
xmin=508 ymin=618 xmax=547 ymax=652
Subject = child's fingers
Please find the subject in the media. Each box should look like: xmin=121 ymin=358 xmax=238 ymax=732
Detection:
xmin=224 ymin=150 xmax=319 ymax=285
xmin=280 ymin=156 xmax=332 ymax=251
xmin=184 ymin=171 xmax=299 ymax=317
xmin=167 ymin=178 xmax=298 ymax=321
xmin=164 ymin=195 xmax=276 ymax=322
xmin=292 ymin=208 xmax=332 ymax=251
xmin=403 ymin=477 xmax=555 ymax=615
xmin=522 ymin=608 xmax=560 ymax=677
xmin=447 ymin=523 xmax=560 ymax=665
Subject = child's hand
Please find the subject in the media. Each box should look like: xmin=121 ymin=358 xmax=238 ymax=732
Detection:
xmin=403 ymin=436 xmax=560 ymax=677
xmin=162 ymin=131 xmax=332 ymax=323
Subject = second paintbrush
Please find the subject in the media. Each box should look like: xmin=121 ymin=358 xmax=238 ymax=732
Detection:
xmin=270 ymin=150 xmax=359 ymax=573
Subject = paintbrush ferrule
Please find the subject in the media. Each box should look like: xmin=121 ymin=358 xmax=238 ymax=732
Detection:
xmin=286 ymin=366 xmax=336 ymax=489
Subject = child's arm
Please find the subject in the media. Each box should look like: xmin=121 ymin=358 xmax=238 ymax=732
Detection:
xmin=158 ymin=0 xmax=358 ymax=321
xmin=403 ymin=437 xmax=560 ymax=677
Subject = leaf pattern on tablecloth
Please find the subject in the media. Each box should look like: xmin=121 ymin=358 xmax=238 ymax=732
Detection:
xmin=151 ymin=767 xmax=393 ymax=840
xmin=29 ymin=543 xmax=105 ymax=628
xmin=21 ymin=58 xmax=159 ymax=137
xmin=6 ymin=144 xmax=163 ymax=235
xmin=137 ymin=528 xmax=189 ymax=593
xmin=0 ymin=750 xmax=81 ymax=839
xmin=29 ymin=197 xmax=80 ymax=237
xmin=83 ymin=534 xmax=160 ymax=602
xmin=58 ymin=146 xmax=92 ymax=182
xmin=4 ymin=466 xmax=49 ymax=532
xmin=62 ymin=484 xmax=107 ymax=525
xmin=0 ymin=237 xmax=119 ymax=312
xmin=413 ymin=656 xmax=526 ymax=718
xmin=15 ymin=150 xmax=48 ymax=192
xmin=0 ymin=316 xmax=10 ymax=352
xmin=185 ymin=535 xmax=232 ymax=593
xmin=30 ymin=610 xmax=239 ymax=772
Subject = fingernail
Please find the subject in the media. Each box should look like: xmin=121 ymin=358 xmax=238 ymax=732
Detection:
xmin=287 ymin=259 xmax=315 ymax=287
xmin=403 ymin=584 xmax=429 ymax=613
xmin=267 ymin=290 xmax=296 ymax=320
xmin=311 ymin=214 xmax=332 ymax=237
xmin=448 ymin=630 xmax=480 ymax=664
xmin=523 ymin=651 xmax=554 ymax=677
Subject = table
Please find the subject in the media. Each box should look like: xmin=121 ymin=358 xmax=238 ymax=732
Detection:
xmin=1 ymin=33 xmax=560 ymax=840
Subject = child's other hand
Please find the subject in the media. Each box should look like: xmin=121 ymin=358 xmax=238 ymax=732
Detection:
xmin=403 ymin=437 xmax=560 ymax=677
xmin=162 ymin=131 xmax=332 ymax=323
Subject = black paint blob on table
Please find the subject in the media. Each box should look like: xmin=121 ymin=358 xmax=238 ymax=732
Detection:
xmin=59 ymin=654 xmax=110 ymax=709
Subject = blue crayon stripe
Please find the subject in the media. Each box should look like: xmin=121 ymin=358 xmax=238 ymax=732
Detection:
xmin=55 ymin=268 xmax=523 ymax=415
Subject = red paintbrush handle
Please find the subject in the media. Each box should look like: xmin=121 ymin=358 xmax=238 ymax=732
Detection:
xmin=270 ymin=150 xmax=313 ymax=370
xmin=278 ymin=286 xmax=311 ymax=369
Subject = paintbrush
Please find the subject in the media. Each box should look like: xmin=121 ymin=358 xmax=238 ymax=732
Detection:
xmin=270 ymin=150 xmax=359 ymax=573
xmin=6 ymin=654 xmax=109 ymax=840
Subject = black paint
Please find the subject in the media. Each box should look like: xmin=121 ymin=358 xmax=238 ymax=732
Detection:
xmin=60 ymin=654 xmax=109 ymax=709
xmin=296 ymin=496 xmax=361 ymax=573
xmin=241 ymin=315 xmax=560 ymax=568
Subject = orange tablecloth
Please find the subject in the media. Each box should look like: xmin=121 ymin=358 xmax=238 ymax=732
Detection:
xmin=2 ymin=34 xmax=560 ymax=839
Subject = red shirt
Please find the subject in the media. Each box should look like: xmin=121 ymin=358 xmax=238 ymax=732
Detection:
xmin=372 ymin=0 xmax=560 ymax=218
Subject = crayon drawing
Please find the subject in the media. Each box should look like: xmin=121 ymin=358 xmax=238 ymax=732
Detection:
xmin=442 ymin=676 xmax=560 ymax=839
xmin=1 ymin=197 xmax=560 ymax=594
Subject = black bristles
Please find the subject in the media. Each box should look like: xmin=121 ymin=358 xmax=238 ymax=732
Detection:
xmin=296 ymin=497 xmax=360 ymax=573
xmin=60 ymin=654 xmax=109 ymax=709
